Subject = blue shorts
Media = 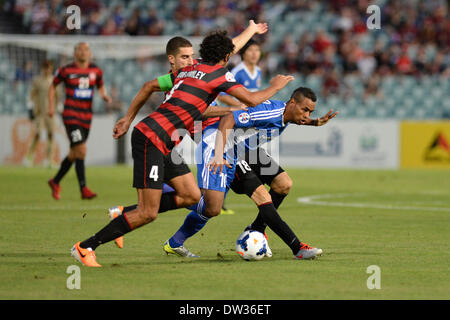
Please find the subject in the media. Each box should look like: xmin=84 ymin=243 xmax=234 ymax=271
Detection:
xmin=196 ymin=124 xmax=236 ymax=193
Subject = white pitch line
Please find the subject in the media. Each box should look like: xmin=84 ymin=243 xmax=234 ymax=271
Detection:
xmin=297 ymin=194 xmax=450 ymax=212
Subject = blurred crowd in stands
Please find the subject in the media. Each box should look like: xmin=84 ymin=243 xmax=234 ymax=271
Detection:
xmin=3 ymin=0 xmax=448 ymax=104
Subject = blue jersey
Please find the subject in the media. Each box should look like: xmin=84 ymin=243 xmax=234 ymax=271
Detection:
xmin=218 ymin=62 xmax=262 ymax=100
xmin=231 ymin=100 xmax=288 ymax=151
xmin=231 ymin=62 xmax=262 ymax=92
xmin=195 ymin=99 xmax=288 ymax=192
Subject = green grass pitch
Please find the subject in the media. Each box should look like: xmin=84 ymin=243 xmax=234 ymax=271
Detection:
xmin=0 ymin=166 xmax=449 ymax=299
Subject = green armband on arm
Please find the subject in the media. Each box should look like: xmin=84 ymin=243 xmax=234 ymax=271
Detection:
xmin=157 ymin=74 xmax=174 ymax=92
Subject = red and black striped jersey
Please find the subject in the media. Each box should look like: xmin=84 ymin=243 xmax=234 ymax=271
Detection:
xmin=53 ymin=62 xmax=103 ymax=129
xmin=163 ymin=60 xmax=221 ymax=139
xmin=136 ymin=62 xmax=243 ymax=155
xmin=186 ymin=60 xmax=221 ymax=138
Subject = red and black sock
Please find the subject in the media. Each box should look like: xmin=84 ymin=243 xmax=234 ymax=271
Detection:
xmin=123 ymin=205 xmax=137 ymax=213
xmin=53 ymin=156 xmax=73 ymax=184
xmin=80 ymin=215 xmax=131 ymax=250
xmin=158 ymin=192 xmax=178 ymax=212
xmin=80 ymin=192 xmax=179 ymax=250
xmin=257 ymin=202 xmax=301 ymax=255
xmin=250 ymin=189 xmax=287 ymax=233
xmin=269 ymin=189 xmax=287 ymax=209
xmin=75 ymin=159 xmax=86 ymax=190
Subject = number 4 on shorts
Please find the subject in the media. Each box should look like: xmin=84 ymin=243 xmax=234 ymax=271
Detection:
xmin=149 ymin=165 xmax=159 ymax=181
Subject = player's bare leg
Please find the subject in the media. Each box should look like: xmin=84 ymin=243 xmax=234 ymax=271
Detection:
xmin=202 ymin=189 xmax=225 ymax=218
xmin=123 ymin=188 xmax=162 ymax=229
xmin=109 ymin=173 xmax=201 ymax=249
xmin=167 ymin=173 xmax=202 ymax=208
xmin=68 ymin=142 xmax=86 ymax=161
xmin=270 ymin=172 xmax=292 ymax=196
xmin=112 ymin=173 xmax=200 ymax=218
xmin=250 ymin=185 xmax=272 ymax=205
xmin=72 ymin=188 xmax=162 ymax=267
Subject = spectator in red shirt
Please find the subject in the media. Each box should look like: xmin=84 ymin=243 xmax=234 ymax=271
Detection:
xmin=101 ymin=18 xmax=118 ymax=36
xmin=312 ymin=30 xmax=333 ymax=53
xmin=322 ymin=69 xmax=340 ymax=98
xmin=396 ymin=46 xmax=413 ymax=74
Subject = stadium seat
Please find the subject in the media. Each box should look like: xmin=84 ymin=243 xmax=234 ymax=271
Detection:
xmin=431 ymin=87 xmax=443 ymax=99
xmin=305 ymin=75 xmax=322 ymax=92
xmin=374 ymin=105 xmax=389 ymax=118
xmin=414 ymin=107 xmax=427 ymax=119
xmin=166 ymin=21 xmax=180 ymax=35
xmin=358 ymin=34 xmax=374 ymax=52
xmin=164 ymin=1 xmax=178 ymax=13
xmin=355 ymin=105 xmax=367 ymax=118
xmin=394 ymin=106 xmax=408 ymax=119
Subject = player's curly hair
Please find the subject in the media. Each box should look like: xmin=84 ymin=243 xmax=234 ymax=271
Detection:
xmin=199 ymin=30 xmax=235 ymax=64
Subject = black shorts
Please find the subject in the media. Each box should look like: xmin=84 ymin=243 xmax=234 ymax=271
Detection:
xmin=131 ymin=128 xmax=190 ymax=189
xmin=65 ymin=124 xmax=90 ymax=147
xmin=230 ymin=148 xmax=285 ymax=196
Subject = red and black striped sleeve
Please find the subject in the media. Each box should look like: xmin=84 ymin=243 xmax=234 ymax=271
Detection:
xmin=52 ymin=66 xmax=66 ymax=86
xmin=207 ymin=67 xmax=243 ymax=94
xmin=96 ymin=67 xmax=104 ymax=88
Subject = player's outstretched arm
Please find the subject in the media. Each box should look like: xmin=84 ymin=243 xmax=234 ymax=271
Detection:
xmin=228 ymin=74 xmax=294 ymax=107
xmin=113 ymin=78 xmax=161 ymax=139
xmin=202 ymin=104 xmax=247 ymax=118
xmin=208 ymin=112 xmax=236 ymax=174
xmin=303 ymin=109 xmax=339 ymax=126
xmin=216 ymin=94 xmax=243 ymax=107
xmin=231 ymin=20 xmax=268 ymax=55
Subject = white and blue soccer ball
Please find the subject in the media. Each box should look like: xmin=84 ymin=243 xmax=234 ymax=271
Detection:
xmin=235 ymin=230 xmax=267 ymax=261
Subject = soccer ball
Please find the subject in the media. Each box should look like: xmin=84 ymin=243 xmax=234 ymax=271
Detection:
xmin=235 ymin=230 xmax=267 ymax=261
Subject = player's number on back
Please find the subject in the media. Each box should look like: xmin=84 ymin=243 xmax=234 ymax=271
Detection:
xmin=149 ymin=165 xmax=159 ymax=181
xmin=163 ymin=80 xmax=183 ymax=104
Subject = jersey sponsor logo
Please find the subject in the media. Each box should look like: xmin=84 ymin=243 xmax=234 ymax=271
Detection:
xmin=78 ymin=77 xmax=90 ymax=89
xmin=225 ymin=71 xmax=236 ymax=82
xmin=74 ymin=88 xmax=93 ymax=98
xmin=238 ymin=112 xmax=250 ymax=124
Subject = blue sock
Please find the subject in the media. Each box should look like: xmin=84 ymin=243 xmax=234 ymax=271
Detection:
xmin=169 ymin=196 xmax=209 ymax=247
